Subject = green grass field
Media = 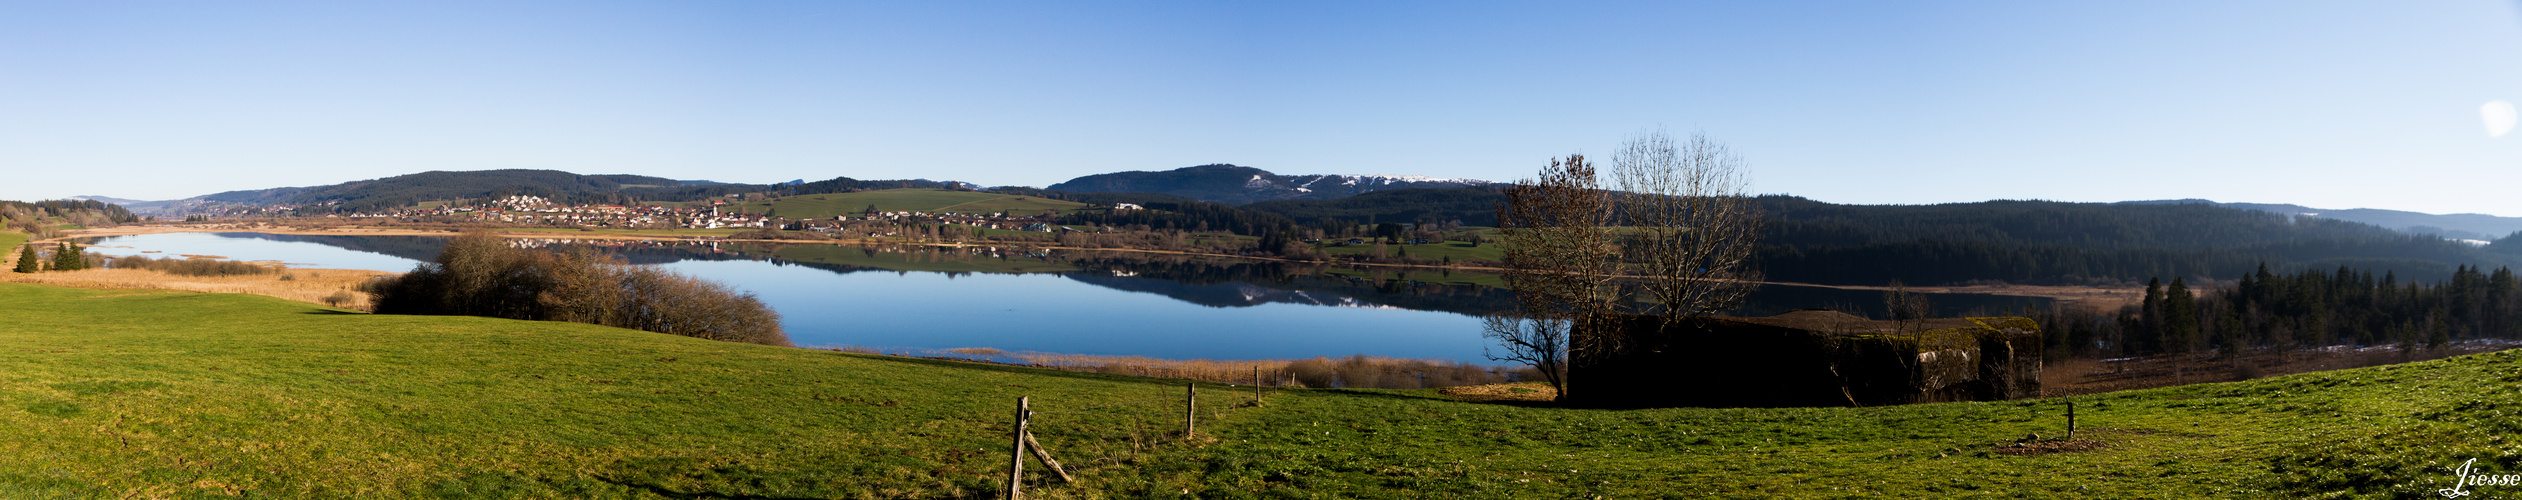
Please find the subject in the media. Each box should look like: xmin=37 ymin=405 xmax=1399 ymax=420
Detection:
xmin=735 ymin=189 xmax=1093 ymax=218
xmin=2 ymin=282 xmax=2518 ymax=497
xmin=1320 ymin=240 xmax=1503 ymax=263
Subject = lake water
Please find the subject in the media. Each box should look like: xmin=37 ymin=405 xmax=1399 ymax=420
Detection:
xmin=72 ymin=232 xmax=2051 ymax=362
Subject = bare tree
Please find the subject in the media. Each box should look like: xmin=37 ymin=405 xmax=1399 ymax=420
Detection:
xmin=1609 ymin=130 xmax=1763 ymax=320
xmin=1492 ymin=154 xmax=1618 ymax=401
xmin=1480 ymin=312 xmax=1568 ymax=399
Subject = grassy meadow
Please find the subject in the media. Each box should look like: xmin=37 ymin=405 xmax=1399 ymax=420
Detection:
xmin=2 ymin=282 xmax=2519 ymax=498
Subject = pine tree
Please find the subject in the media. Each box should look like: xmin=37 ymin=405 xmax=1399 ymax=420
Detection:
xmin=2138 ymin=277 xmax=2164 ymax=353
xmin=52 ymin=242 xmax=83 ymax=271
xmin=2164 ymin=277 xmax=2198 ymax=353
xmin=12 ymin=245 xmax=39 ymax=273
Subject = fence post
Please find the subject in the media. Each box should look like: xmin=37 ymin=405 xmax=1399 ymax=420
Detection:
xmin=1022 ymin=432 xmax=1074 ymax=483
xmin=1183 ymin=383 xmax=1195 ymax=439
xmin=1007 ymin=396 xmax=1029 ymax=500
xmin=2066 ymin=399 xmax=2077 ymax=439
xmin=1253 ymin=366 xmax=1262 ymax=404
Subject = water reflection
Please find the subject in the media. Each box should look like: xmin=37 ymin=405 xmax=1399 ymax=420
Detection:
xmin=73 ymin=232 xmax=2051 ymax=361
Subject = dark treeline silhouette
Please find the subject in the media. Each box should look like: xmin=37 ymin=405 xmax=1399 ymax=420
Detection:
xmin=365 ymin=232 xmax=789 ymax=346
xmin=2032 ymin=263 xmax=2522 ymax=360
xmin=1757 ymin=196 xmax=2515 ymax=286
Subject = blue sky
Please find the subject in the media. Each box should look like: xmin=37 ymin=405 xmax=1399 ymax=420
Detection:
xmin=6 ymin=1 xmax=2522 ymax=215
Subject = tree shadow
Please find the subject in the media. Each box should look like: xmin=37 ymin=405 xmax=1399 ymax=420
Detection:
xmin=594 ymin=477 xmax=838 ymax=500
xmin=295 ymin=310 xmax=365 ymax=315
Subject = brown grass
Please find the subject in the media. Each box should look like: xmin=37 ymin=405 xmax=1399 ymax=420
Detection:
xmin=1015 ymin=352 xmax=1530 ymax=389
xmin=944 ymin=347 xmax=1004 ymax=355
xmin=1439 ymin=382 xmax=1560 ymax=402
xmin=2044 ymin=343 xmax=2520 ymax=397
xmin=1017 ymin=353 xmax=1294 ymax=385
xmin=0 ymin=267 xmax=389 ymax=310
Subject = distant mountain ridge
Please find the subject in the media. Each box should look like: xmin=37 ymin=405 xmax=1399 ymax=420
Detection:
xmin=1046 ymin=164 xmax=1496 ymax=204
xmin=131 ymin=169 xmax=953 ymax=216
xmin=2118 ymin=199 xmax=2522 ymax=242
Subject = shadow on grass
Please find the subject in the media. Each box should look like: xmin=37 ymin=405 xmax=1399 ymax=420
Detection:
xmin=296 ymin=310 xmax=365 ymax=315
xmin=836 ymin=351 xmax=1225 ymax=386
xmin=594 ymin=477 xmax=836 ymax=500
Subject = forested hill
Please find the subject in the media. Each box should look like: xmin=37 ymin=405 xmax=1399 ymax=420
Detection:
xmin=1239 ymin=188 xmax=2517 ymax=286
xmin=1241 ymin=186 xmax=1507 ymax=226
xmin=158 ymin=170 xmax=952 ymax=215
xmin=2 ymin=199 xmax=140 ymax=229
xmin=1046 ymin=164 xmax=1497 ymax=204
xmin=1756 ymin=197 xmax=2516 ymax=286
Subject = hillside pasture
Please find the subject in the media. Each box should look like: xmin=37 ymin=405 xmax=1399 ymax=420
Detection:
xmin=740 ymin=189 xmax=1092 ymax=218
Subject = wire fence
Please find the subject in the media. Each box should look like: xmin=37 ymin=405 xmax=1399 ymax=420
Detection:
xmin=999 ymin=381 xmax=1282 ymax=498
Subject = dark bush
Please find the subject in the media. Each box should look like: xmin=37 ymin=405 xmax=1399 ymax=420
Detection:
xmin=111 ymin=255 xmax=274 ymax=277
xmin=365 ymin=231 xmax=789 ymax=346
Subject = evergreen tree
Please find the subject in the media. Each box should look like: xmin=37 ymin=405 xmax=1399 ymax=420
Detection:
xmin=2137 ymin=277 xmax=2164 ymax=352
xmin=52 ymin=242 xmax=83 ymax=271
xmin=2164 ymin=277 xmax=2198 ymax=353
xmin=12 ymin=245 xmax=39 ymax=273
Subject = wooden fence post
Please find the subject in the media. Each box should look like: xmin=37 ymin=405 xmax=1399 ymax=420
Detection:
xmin=1007 ymin=396 xmax=1028 ymax=500
xmin=1022 ymin=432 xmax=1074 ymax=483
xmin=1183 ymin=383 xmax=1195 ymax=439
xmin=2066 ymin=399 xmax=2077 ymax=439
xmin=1253 ymin=366 xmax=1262 ymax=404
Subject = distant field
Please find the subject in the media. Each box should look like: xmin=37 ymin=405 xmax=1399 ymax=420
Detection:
xmin=498 ymin=227 xmax=755 ymax=238
xmin=0 ymin=231 xmax=24 ymax=269
xmin=752 ymin=243 xmax=1081 ymax=274
xmin=8 ymin=282 xmax=2521 ymax=496
xmin=1322 ymin=239 xmax=1502 ymax=263
xmin=737 ymin=189 xmax=1092 ymax=218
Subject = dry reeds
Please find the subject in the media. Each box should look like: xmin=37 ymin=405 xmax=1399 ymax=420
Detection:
xmin=1016 ymin=352 xmax=1533 ymax=390
xmin=0 ymin=267 xmax=387 ymax=310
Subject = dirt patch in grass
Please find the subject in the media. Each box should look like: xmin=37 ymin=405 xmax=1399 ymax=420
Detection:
xmin=1440 ymin=382 xmax=1559 ymax=402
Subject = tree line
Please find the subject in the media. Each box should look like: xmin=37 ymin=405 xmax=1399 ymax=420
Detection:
xmin=2026 ymin=263 xmax=2522 ymax=360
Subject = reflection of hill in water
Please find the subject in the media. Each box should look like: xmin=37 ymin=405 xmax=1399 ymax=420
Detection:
xmin=1727 ymin=286 xmax=2050 ymax=319
xmin=218 ymin=234 xmax=2049 ymax=318
xmin=216 ymin=233 xmax=447 ymax=263
xmin=1062 ymin=273 xmax=1515 ymax=314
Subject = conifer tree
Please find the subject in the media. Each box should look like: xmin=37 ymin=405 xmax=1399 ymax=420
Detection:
xmin=12 ymin=245 xmax=39 ymax=273
xmin=52 ymin=242 xmax=83 ymax=271
xmin=2164 ymin=277 xmax=2198 ymax=353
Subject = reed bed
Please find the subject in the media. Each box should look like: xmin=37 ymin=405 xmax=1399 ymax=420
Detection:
xmin=1013 ymin=352 xmax=1535 ymax=389
xmin=0 ymin=267 xmax=388 ymax=310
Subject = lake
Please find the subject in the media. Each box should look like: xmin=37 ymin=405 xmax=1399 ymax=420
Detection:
xmin=72 ymin=232 xmax=2051 ymax=362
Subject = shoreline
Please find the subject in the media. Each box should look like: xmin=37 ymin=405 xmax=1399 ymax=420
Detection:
xmin=45 ymin=223 xmax=2138 ymax=309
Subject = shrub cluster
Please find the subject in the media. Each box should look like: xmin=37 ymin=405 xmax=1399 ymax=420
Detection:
xmin=110 ymin=255 xmax=275 ymax=277
xmin=365 ymin=231 xmax=789 ymax=346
